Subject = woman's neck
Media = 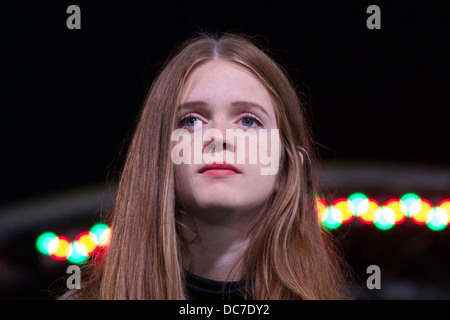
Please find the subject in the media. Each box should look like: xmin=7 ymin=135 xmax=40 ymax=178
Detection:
xmin=180 ymin=208 xmax=256 ymax=282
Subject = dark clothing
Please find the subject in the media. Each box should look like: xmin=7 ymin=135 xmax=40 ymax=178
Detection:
xmin=60 ymin=272 xmax=248 ymax=300
xmin=185 ymin=272 xmax=247 ymax=300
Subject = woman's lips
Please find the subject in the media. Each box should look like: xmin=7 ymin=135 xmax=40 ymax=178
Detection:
xmin=198 ymin=163 xmax=241 ymax=176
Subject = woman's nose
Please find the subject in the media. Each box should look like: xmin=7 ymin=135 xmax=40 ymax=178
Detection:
xmin=202 ymin=118 xmax=235 ymax=154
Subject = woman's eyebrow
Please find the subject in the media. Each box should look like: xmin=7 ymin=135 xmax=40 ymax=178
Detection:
xmin=231 ymin=101 xmax=270 ymax=117
xmin=176 ymin=101 xmax=208 ymax=112
xmin=176 ymin=100 xmax=270 ymax=117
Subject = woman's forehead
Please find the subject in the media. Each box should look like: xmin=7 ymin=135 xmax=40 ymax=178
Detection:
xmin=179 ymin=60 xmax=275 ymax=117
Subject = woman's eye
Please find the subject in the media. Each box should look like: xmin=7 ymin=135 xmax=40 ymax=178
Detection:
xmin=239 ymin=114 xmax=263 ymax=127
xmin=185 ymin=118 xmax=201 ymax=127
xmin=178 ymin=113 xmax=263 ymax=128
xmin=178 ymin=115 xmax=203 ymax=128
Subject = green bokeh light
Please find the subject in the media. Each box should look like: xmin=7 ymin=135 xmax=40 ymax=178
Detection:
xmin=373 ymin=207 xmax=395 ymax=231
xmin=400 ymin=193 xmax=421 ymax=217
xmin=36 ymin=232 xmax=58 ymax=255
xmin=348 ymin=193 xmax=368 ymax=215
xmin=426 ymin=208 xmax=448 ymax=231
xmin=90 ymin=223 xmax=110 ymax=246
xmin=67 ymin=242 xmax=88 ymax=264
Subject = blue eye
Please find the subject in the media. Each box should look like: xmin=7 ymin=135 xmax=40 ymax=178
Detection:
xmin=185 ymin=118 xmax=201 ymax=127
xmin=239 ymin=114 xmax=263 ymax=127
xmin=178 ymin=114 xmax=203 ymax=128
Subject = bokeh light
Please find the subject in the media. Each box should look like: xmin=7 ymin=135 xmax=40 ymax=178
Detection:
xmin=409 ymin=199 xmax=432 ymax=225
xmin=37 ymin=194 xmax=450 ymax=263
xmin=50 ymin=236 xmax=72 ymax=261
xmin=384 ymin=199 xmax=407 ymax=225
xmin=75 ymin=231 xmax=98 ymax=255
xmin=322 ymin=206 xmax=342 ymax=229
xmin=67 ymin=241 xmax=88 ymax=264
xmin=332 ymin=198 xmax=354 ymax=224
xmin=374 ymin=206 xmax=396 ymax=230
xmin=426 ymin=207 xmax=449 ymax=231
xmin=36 ymin=223 xmax=112 ymax=263
xmin=315 ymin=193 xmax=449 ymax=231
xmin=400 ymin=193 xmax=421 ymax=217
xmin=438 ymin=199 xmax=450 ymax=216
xmin=356 ymin=198 xmax=380 ymax=225
xmin=90 ymin=223 xmax=111 ymax=247
xmin=36 ymin=232 xmax=58 ymax=255
xmin=316 ymin=197 xmax=328 ymax=224
xmin=348 ymin=193 xmax=368 ymax=216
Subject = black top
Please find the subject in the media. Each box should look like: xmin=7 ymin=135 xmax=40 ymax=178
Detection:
xmin=185 ymin=272 xmax=247 ymax=300
xmin=60 ymin=272 xmax=248 ymax=300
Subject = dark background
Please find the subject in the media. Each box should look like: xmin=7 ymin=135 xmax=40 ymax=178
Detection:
xmin=1 ymin=1 xmax=449 ymax=299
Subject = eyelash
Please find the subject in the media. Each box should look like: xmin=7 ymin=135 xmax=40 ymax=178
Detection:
xmin=177 ymin=113 xmax=202 ymax=128
xmin=241 ymin=113 xmax=264 ymax=127
xmin=177 ymin=113 xmax=264 ymax=128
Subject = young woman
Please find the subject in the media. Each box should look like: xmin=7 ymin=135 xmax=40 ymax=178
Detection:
xmin=62 ymin=32 xmax=350 ymax=300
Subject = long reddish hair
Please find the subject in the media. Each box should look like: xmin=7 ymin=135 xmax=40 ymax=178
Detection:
xmin=70 ymin=32 xmax=350 ymax=300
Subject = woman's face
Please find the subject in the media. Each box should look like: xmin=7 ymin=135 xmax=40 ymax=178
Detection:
xmin=173 ymin=59 xmax=281 ymax=222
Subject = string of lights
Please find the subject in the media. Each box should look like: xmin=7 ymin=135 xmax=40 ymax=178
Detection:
xmin=35 ymin=193 xmax=450 ymax=263
xmin=318 ymin=193 xmax=450 ymax=231
xmin=36 ymin=223 xmax=110 ymax=264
